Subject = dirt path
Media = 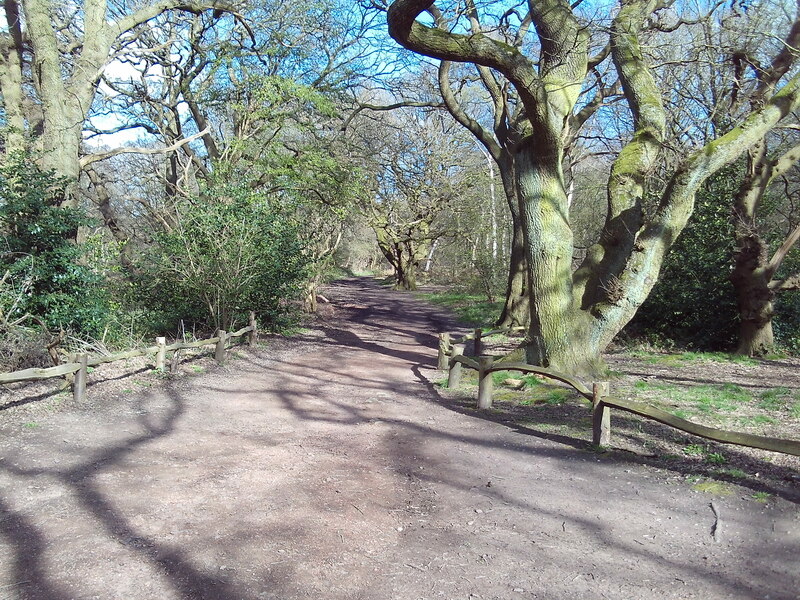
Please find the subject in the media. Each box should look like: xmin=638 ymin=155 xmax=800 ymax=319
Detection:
xmin=0 ymin=278 xmax=797 ymax=600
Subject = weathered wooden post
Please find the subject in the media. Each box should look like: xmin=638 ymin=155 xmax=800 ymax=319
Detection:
xmin=474 ymin=328 xmax=483 ymax=356
xmin=73 ymin=354 xmax=88 ymax=402
xmin=592 ymin=381 xmax=611 ymax=446
xmin=248 ymin=311 xmax=258 ymax=346
xmin=477 ymin=355 xmax=494 ymax=409
xmin=170 ymin=348 xmax=181 ymax=374
xmin=447 ymin=343 xmax=465 ymax=388
xmin=438 ymin=332 xmax=450 ymax=370
xmin=156 ymin=337 xmax=166 ymax=370
xmin=215 ymin=330 xmax=227 ymax=364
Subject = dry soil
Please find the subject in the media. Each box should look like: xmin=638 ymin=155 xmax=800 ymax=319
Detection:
xmin=0 ymin=278 xmax=797 ymax=600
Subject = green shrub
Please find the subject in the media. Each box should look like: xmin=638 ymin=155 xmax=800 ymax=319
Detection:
xmin=137 ymin=183 xmax=307 ymax=332
xmin=0 ymin=153 xmax=109 ymax=337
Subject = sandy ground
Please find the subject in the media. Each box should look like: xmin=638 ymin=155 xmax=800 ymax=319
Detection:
xmin=0 ymin=278 xmax=797 ymax=600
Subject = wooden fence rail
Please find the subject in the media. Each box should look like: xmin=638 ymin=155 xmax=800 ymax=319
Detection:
xmin=1 ymin=312 xmax=259 ymax=403
xmin=438 ymin=329 xmax=800 ymax=458
xmin=593 ymin=395 xmax=800 ymax=457
xmin=438 ymin=325 xmax=526 ymax=368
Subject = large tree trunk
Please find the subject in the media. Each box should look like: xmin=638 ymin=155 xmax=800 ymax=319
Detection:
xmin=517 ymin=138 xmax=603 ymax=376
xmin=387 ymin=0 xmax=800 ymax=378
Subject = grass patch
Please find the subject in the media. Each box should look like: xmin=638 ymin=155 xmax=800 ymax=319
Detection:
xmin=627 ymin=350 xmax=758 ymax=367
xmin=683 ymin=444 xmax=705 ymax=456
xmin=418 ymin=291 xmax=501 ymax=327
xmin=739 ymin=415 xmax=778 ymax=426
xmin=692 ymin=480 xmax=733 ymax=495
xmin=751 ymin=491 xmax=773 ymax=503
xmin=491 ymin=370 xmax=512 ymax=386
xmin=678 ymin=351 xmax=758 ymax=365
xmin=716 ymin=468 xmax=747 ymax=479
xmin=632 ymin=382 xmax=751 ymax=419
xmin=705 ymin=452 xmax=727 ymax=464
xmin=542 ymin=388 xmax=570 ymax=405
xmin=633 ymin=380 xmax=674 ymax=392
xmin=758 ymin=387 xmax=792 ymax=411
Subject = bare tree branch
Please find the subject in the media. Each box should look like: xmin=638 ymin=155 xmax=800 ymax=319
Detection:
xmin=79 ymin=127 xmax=210 ymax=168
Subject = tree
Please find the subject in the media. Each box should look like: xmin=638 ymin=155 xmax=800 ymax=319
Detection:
xmin=730 ymin=137 xmax=800 ymax=355
xmin=0 ymin=0 xmax=233 ymax=198
xmin=387 ymin=0 xmax=800 ymax=375
xmin=78 ymin=0 xmax=380 ymax=305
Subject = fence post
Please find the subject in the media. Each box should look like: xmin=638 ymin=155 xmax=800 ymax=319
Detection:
xmin=448 ymin=343 xmax=465 ymax=388
xmin=438 ymin=332 xmax=450 ymax=370
xmin=170 ymin=348 xmax=181 ymax=374
xmin=156 ymin=337 xmax=166 ymax=370
xmin=215 ymin=330 xmax=227 ymax=364
xmin=592 ymin=381 xmax=611 ymax=446
xmin=73 ymin=354 xmax=88 ymax=402
xmin=248 ymin=311 xmax=258 ymax=346
xmin=474 ymin=328 xmax=483 ymax=356
xmin=478 ymin=355 xmax=494 ymax=409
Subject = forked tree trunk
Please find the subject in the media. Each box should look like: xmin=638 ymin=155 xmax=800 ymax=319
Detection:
xmin=394 ymin=254 xmax=418 ymax=290
xmin=387 ymin=0 xmax=800 ymax=378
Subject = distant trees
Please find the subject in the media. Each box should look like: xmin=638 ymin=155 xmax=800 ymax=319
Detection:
xmin=0 ymin=0 xmax=390 ymax=337
xmin=388 ymin=0 xmax=800 ymax=374
xmin=2 ymin=0 xmax=798 ymax=360
xmin=355 ymin=108 xmax=476 ymax=290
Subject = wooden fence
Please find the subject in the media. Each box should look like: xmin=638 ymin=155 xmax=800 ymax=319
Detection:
xmin=438 ymin=329 xmax=800 ymax=458
xmin=0 ymin=312 xmax=258 ymax=403
xmin=437 ymin=325 xmax=526 ymax=369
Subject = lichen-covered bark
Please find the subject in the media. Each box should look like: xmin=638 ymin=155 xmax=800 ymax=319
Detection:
xmin=0 ymin=0 xmax=26 ymax=154
xmin=573 ymin=0 xmax=665 ymax=308
xmin=591 ymin=74 xmax=800 ymax=353
xmin=728 ymin=141 xmax=800 ymax=355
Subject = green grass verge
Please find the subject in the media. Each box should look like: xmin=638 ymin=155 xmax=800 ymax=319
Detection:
xmin=627 ymin=350 xmax=759 ymax=367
